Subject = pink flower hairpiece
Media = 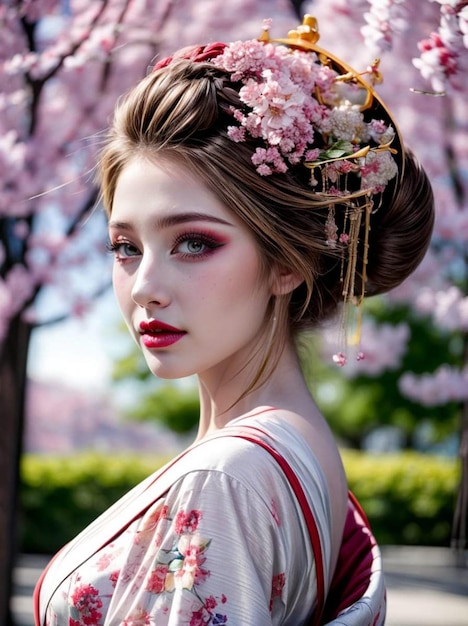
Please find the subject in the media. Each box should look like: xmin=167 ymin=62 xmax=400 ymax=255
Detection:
xmin=153 ymin=17 xmax=400 ymax=198
xmin=208 ymin=29 xmax=398 ymax=195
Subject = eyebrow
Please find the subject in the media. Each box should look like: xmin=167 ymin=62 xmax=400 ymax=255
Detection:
xmin=108 ymin=211 xmax=234 ymax=231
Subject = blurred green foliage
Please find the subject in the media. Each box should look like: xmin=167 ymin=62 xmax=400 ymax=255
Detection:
xmin=20 ymin=453 xmax=170 ymax=554
xmin=342 ymin=450 xmax=459 ymax=545
xmin=127 ymin=384 xmax=200 ymax=434
xmin=20 ymin=450 xmax=458 ymax=554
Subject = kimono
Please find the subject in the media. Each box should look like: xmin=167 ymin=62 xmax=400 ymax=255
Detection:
xmin=34 ymin=408 xmax=385 ymax=626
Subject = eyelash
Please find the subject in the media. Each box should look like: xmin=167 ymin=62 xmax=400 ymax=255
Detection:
xmin=172 ymin=231 xmax=224 ymax=258
xmin=106 ymin=241 xmax=139 ymax=260
xmin=106 ymin=231 xmax=224 ymax=261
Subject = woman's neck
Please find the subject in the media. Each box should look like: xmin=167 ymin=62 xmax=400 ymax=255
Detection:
xmin=194 ymin=343 xmax=315 ymax=440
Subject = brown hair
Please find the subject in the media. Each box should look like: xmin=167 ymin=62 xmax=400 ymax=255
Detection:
xmin=99 ymin=57 xmax=434 ymax=344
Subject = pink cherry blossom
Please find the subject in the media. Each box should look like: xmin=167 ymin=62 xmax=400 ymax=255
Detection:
xmin=321 ymin=316 xmax=411 ymax=376
xmin=399 ymin=366 xmax=468 ymax=406
xmin=414 ymin=286 xmax=468 ymax=331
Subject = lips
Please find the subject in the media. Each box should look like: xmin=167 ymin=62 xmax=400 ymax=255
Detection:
xmin=139 ymin=319 xmax=186 ymax=349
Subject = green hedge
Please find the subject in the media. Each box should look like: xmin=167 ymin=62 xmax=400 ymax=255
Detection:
xmin=19 ymin=453 xmax=169 ymax=554
xmin=20 ymin=450 xmax=459 ymax=554
xmin=342 ymin=451 xmax=459 ymax=546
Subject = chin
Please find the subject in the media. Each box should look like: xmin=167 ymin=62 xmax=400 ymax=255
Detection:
xmin=143 ymin=357 xmax=196 ymax=381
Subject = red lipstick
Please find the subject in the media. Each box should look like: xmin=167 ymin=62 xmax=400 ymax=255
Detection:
xmin=139 ymin=320 xmax=186 ymax=349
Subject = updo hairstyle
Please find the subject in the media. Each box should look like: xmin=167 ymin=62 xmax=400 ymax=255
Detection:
xmin=99 ymin=55 xmax=434 ymax=339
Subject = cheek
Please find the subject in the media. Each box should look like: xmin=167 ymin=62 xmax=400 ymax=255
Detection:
xmin=216 ymin=261 xmax=270 ymax=318
xmin=225 ymin=252 xmax=267 ymax=298
xmin=112 ymin=267 xmax=133 ymax=310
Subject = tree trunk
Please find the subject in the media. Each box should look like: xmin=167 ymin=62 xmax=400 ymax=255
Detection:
xmin=0 ymin=315 xmax=33 ymax=626
xmin=452 ymin=398 xmax=468 ymax=567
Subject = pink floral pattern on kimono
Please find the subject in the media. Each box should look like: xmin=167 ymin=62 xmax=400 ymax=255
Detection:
xmin=39 ymin=419 xmax=351 ymax=625
xmin=49 ymin=505 xmax=232 ymax=626
xmin=69 ymin=580 xmax=103 ymax=625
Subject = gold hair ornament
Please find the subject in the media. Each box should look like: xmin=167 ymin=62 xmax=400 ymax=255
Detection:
xmin=261 ymin=15 xmax=405 ymax=178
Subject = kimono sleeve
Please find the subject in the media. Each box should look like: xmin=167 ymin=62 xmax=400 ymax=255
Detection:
xmin=134 ymin=467 xmax=287 ymax=625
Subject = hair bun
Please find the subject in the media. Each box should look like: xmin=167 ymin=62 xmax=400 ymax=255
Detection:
xmin=365 ymin=148 xmax=434 ymax=296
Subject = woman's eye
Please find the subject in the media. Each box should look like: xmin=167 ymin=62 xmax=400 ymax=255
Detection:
xmin=107 ymin=241 xmax=140 ymax=259
xmin=173 ymin=233 xmax=223 ymax=258
xmin=178 ymin=239 xmax=207 ymax=254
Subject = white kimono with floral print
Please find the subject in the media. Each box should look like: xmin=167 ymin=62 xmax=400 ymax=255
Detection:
xmin=35 ymin=410 xmax=384 ymax=626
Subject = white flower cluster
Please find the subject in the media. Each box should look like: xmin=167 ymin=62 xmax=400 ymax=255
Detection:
xmin=399 ymin=365 xmax=468 ymax=406
xmin=414 ymin=285 xmax=468 ymax=332
xmin=326 ymin=106 xmax=367 ymax=142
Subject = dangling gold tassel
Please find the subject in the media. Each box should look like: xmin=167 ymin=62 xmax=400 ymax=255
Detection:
xmin=341 ymin=203 xmax=362 ymax=304
xmin=333 ymin=194 xmax=373 ymax=365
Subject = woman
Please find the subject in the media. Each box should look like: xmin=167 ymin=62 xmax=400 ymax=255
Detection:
xmin=34 ymin=16 xmax=434 ymax=626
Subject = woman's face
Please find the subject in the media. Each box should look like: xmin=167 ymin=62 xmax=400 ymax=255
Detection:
xmin=108 ymin=157 xmax=275 ymax=383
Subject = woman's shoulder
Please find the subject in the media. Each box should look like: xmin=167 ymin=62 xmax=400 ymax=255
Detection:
xmin=226 ymin=405 xmax=348 ymax=558
xmin=188 ymin=407 xmax=318 ymax=469
xmin=183 ymin=421 xmax=292 ymax=482
xmin=182 ymin=407 xmax=333 ymax=503
xmin=228 ymin=405 xmax=342 ymax=470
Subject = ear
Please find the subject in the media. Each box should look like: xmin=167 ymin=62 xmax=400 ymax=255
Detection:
xmin=270 ymin=265 xmax=304 ymax=296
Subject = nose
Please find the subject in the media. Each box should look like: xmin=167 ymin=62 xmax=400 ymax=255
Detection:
xmin=131 ymin=253 xmax=171 ymax=309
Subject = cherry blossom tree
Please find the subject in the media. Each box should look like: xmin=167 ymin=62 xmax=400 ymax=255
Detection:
xmin=0 ymin=1 xmax=299 ymax=622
